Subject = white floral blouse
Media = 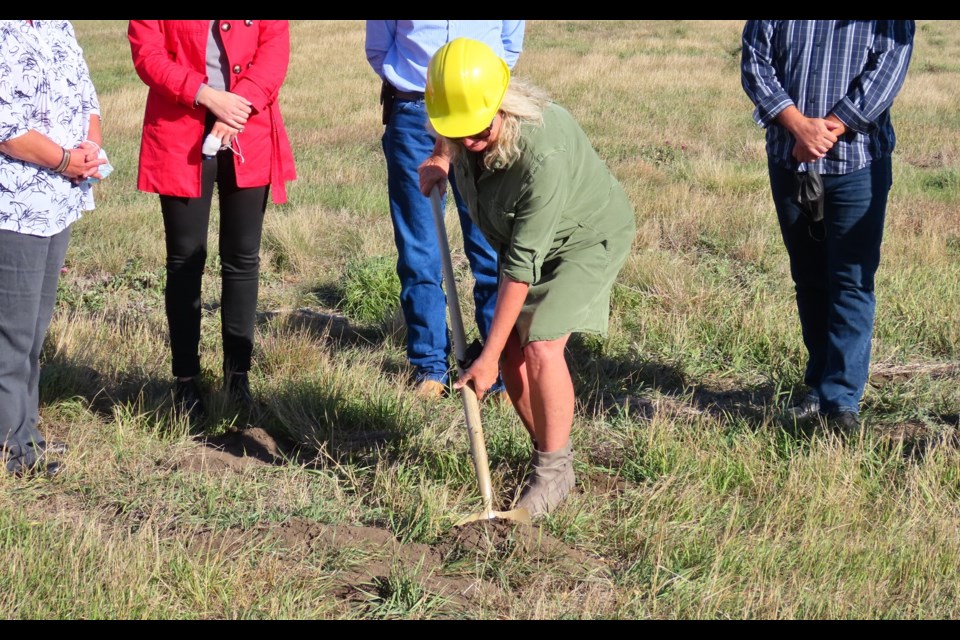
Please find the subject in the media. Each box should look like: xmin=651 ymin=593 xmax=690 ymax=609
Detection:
xmin=0 ymin=20 xmax=100 ymax=236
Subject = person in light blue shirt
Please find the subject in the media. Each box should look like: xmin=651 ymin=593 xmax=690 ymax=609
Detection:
xmin=365 ymin=20 xmax=524 ymax=399
xmin=741 ymin=20 xmax=914 ymax=436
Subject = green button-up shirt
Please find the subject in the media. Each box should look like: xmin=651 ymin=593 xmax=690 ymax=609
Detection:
xmin=453 ymin=102 xmax=635 ymax=343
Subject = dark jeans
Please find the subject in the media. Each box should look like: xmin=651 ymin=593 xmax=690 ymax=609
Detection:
xmin=160 ymin=148 xmax=268 ymax=379
xmin=769 ymin=157 xmax=893 ymax=414
xmin=382 ymin=96 xmax=500 ymax=386
xmin=0 ymin=226 xmax=70 ymax=473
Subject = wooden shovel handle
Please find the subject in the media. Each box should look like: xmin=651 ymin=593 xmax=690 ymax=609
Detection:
xmin=429 ymin=187 xmax=495 ymax=512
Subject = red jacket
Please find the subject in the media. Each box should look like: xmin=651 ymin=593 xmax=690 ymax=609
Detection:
xmin=129 ymin=20 xmax=296 ymax=203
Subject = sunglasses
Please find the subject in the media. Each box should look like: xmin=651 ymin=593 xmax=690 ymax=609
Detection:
xmin=450 ymin=115 xmax=497 ymax=142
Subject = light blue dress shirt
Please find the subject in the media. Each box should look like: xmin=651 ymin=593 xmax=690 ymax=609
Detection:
xmin=365 ymin=20 xmax=525 ymax=93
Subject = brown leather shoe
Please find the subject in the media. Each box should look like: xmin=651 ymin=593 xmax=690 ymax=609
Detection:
xmin=414 ymin=379 xmax=446 ymax=399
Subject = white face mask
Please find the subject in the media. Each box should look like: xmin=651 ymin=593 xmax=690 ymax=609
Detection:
xmin=86 ymin=148 xmax=113 ymax=184
xmin=202 ymin=132 xmax=245 ymax=164
xmin=202 ymin=132 xmax=222 ymax=157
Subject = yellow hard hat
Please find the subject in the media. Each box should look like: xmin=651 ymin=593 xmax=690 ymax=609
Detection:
xmin=426 ymin=37 xmax=511 ymax=138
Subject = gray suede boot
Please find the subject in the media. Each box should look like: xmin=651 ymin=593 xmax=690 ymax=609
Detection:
xmin=514 ymin=441 xmax=575 ymax=518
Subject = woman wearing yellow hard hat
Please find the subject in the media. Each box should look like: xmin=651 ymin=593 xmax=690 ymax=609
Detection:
xmin=419 ymin=37 xmax=636 ymax=519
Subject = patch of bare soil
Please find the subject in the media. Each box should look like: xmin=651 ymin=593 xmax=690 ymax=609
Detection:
xmin=176 ymin=512 xmax=609 ymax=615
xmin=168 ymin=427 xmax=609 ymax=613
xmin=578 ymin=470 xmax=628 ymax=498
xmin=171 ymin=427 xmax=301 ymax=473
xmin=869 ymin=361 xmax=960 ymax=383
xmin=259 ymin=518 xmax=471 ymax=604
xmin=870 ymin=420 xmax=960 ymax=460
xmin=442 ymin=518 xmax=605 ymax=575
xmin=286 ymin=514 xmax=605 ymax=605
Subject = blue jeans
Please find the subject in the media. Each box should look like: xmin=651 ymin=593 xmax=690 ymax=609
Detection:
xmin=769 ymin=157 xmax=892 ymax=415
xmin=382 ymin=96 xmax=501 ymax=387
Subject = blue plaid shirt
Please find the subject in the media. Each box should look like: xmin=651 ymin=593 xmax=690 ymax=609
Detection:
xmin=741 ymin=20 xmax=914 ymax=174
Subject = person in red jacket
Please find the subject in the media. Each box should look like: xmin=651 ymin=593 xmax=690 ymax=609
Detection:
xmin=128 ymin=20 xmax=296 ymax=422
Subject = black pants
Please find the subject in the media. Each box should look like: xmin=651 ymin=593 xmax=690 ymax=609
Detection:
xmin=160 ymin=149 xmax=268 ymax=379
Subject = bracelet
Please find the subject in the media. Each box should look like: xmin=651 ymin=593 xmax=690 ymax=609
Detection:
xmin=83 ymin=139 xmax=101 ymax=153
xmin=53 ymin=147 xmax=70 ymax=174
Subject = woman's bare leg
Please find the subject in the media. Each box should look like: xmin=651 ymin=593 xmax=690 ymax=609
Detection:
xmin=523 ymin=335 xmax=573 ymax=452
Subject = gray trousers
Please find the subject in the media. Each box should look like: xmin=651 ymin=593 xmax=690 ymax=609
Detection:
xmin=0 ymin=226 xmax=70 ymax=474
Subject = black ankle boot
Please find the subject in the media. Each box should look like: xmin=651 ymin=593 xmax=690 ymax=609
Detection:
xmin=227 ymin=372 xmax=254 ymax=408
xmin=174 ymin=378 xmax=206 ymax=421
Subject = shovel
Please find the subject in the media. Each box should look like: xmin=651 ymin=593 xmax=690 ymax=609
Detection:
xmin=428 ymin=186 xmax=531 ymax=527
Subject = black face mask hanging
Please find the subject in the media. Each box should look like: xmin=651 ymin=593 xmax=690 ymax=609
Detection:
xmin=795 ymin=168 xmax=825 ymax=241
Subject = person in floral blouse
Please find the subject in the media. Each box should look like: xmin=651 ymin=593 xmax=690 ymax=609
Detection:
xmin=0 ymin=20 xmax=107 ymax=477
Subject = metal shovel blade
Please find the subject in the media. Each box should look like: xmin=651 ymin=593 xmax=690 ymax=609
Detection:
xmin=455 ymin=505 xmax=532 ymax=527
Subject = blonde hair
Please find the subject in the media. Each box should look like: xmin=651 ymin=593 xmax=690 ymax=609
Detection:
xmin=445 ymin=77 xmax=551 ymax=170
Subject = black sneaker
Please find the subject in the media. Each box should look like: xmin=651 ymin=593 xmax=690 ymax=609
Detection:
xmin=227 ymin=372 xmax=254 ymax=408
xmin=174 ymin=378 xmax=206 ymax=421
xmin=826 ymin=411 xmax=862 ymax=438
xmin=783 ymin=392 xmax=821 ymax=422
xmin=8 ymin=450 xmax=63 ymax=478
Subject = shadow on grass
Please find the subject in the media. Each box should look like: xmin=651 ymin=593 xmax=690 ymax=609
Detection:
xmin=261 ymin=377 xmax=414 ymax=460
xmin=37 ymin=353 xmax=415 ymax=471
xmin=874 ymin=420 xmax=960 ymax=464
xmin=256 ymin=307 xmax=383 ymax=350
xmin=39 ymin=329 xmax=957 ymax=475
xmin=768 ymin=406 xmax=960 ymax=465
xmin=255 ymin=284 xmax=412 ymax=383
xmin=565 ymin=334 xmax=782 ymax=427
xmin=565 ymin=336 xmax=958 ymax=468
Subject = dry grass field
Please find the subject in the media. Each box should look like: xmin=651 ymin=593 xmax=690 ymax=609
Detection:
xmin=1 ymin=20 xmax=958 ymax=619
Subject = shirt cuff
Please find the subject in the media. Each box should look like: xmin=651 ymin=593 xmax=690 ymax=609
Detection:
xmin=193 ymin=83 xmax=207 ymax=108
xmin=501 ymin=262 xmax=537 ymax=285
xmin=831 ymin=97 xmax=875 ymax=134
xmin=754 ymin=95 xmax=793 ymax=128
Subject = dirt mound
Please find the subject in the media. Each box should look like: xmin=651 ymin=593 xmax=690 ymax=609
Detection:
xmin=171 ymin=427 xmax=299 ymax=472
xmin=168 ymin=428 xmax=610 ymax=613
xmin=174 ymin=512 xmax=607 ymax=614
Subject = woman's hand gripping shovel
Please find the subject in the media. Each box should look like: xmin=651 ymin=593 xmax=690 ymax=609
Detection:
xmin=429 ymin=186 xmax=531 ymax=527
